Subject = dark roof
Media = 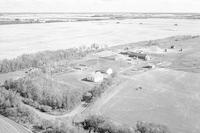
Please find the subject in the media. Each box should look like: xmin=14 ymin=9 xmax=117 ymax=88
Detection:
xmin=120 ymin=51 xmax=148 ymax=58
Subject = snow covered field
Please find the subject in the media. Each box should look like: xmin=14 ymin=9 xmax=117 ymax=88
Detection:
xmin=1 ymin=18 xmax=200 ymax=59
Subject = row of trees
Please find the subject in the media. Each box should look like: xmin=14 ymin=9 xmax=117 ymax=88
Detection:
xmin=0 ymin=44 xmax=105 ymax=73
xmin=34 ymin=120 xmax=86 ymax=133
xmin=78 ymin=115 xmax=170 ymax=133
xmin=79 ymin=115 xmax=133 ymax=133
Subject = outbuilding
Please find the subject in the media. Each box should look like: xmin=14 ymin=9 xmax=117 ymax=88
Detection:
xmin=96 ymin=68 xmax=113 ymax=75
xmin=86 ymin=72 xmax=104 ymax=83
xmin=106 ymin=68 xmax=113 ymax=75
xmin=120 ymin=51 xmax=150 ymax=61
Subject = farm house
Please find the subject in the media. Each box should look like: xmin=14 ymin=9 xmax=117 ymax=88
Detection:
xmin=86 ymin=72 xmax=104 ymax=83
xmin=120 ymin=51 xmax=150 ymax=61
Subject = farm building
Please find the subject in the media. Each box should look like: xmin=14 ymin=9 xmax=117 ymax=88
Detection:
xmin=86 ymin=72 xmax=104 ymax=83
xmin=106 ymin=68 xmax=113 ymax=75
xmin=142 ymin=64 xmax=155 ymax=69
xmin=120 ymin=51 xmax=150 ymax=61
xmin=96 ymin=68 xmax=113 ymax=75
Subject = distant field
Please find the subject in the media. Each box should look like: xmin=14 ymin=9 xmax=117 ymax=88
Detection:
xmin=1 ymin=18 xmax=200 ymax=59
xmin=91 ymin=68 xmax=200 ymax=133
xmin=89 ymin=36 xmax=200 ymax=133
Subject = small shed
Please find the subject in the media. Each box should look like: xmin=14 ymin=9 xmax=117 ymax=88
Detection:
xmin=106 ymin=68 xmax=113 ymax=75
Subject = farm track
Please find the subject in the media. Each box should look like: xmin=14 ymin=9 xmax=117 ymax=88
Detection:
xmin=24 ymin=104 xmax=86 ymax=120
xmin=89 ymin=68 xmax=155 ymax=112
xmin=23 ymin=75 xmax=127 ymax=120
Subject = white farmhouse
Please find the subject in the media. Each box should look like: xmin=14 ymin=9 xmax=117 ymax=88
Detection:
xmin=86 ymin=72 xmax=104 ymax=83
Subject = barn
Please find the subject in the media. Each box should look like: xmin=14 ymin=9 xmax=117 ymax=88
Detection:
xmin=120 ymin=51 xmax=150 ymax=61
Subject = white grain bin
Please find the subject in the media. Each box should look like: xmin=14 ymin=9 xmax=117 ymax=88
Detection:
xmin=106 ymin=68 xmax=113 ymax=75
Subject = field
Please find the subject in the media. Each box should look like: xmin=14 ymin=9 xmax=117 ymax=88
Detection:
xmin=1 ymin=31 xmax=200 ymax=133
xmin=91 ymin=68 xmax=200 ymax=133
xmin=87 ymin=36 xmax=200 ymax=133
xmin=0 ymin=70 xmax=25 ymax=83
xmin=1 ymin=18 xmax=200 ymax=59
xmin=53 ymin=71 xmax=94 ymax=90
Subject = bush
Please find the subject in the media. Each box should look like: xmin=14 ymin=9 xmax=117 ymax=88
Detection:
xmin=23 ymin=98 xmax=52 ymax=112
xmin=135 ymin=121 xmax=170 ymax=133
xmin=35 ymin=120 xmax=86 ymax=133
xmin=82 ymin=76 xmax=115 ymax=104
xmin=40 ymin=105 xmax=52 ymax=112
xmin=0 ymin=87 xmax=20 ymax=112
xmin=79 ymin=115 xmax=171 ymax=133
xmin=80 ymin=115 xmax=134 ymax=133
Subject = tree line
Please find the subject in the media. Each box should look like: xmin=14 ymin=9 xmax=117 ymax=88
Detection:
xmin=77 ymin=115 xmax=170 ymax=133
xmin=3 ymin=70 xmax=84 ymax=112
xmin=0 ymin=44 xmax=105 ymax=73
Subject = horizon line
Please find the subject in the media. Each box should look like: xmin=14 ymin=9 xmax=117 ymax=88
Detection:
xmin=1 ymin=12 xmax=200 ymax=14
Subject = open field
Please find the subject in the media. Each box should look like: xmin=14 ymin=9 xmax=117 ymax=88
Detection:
xmin=0 ymin=70 xmax=25 ymax=84
xmin=84 ymin=36 xmax=200 ymax=133
xmin=1 ymin=18 xmax=200 ymax=59
xmin=53 ymin=71 xmax=94 ymax=90
xmin=90 ymin=68 xmax=200 ymax=133
xmin=1 ymin=32 xmax=200 ymax=133
xmin=1 ymin=13 xmax=200 ymax=25
xmin=77 ymin=57 xmax=130 ymax=72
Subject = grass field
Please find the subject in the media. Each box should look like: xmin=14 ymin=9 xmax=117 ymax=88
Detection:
xmin=91 ymin=68 xmax=200 ymax=133
xmin=0 ymin=70 xmax=25 ymax=83
xmin=88 ymin=36 xmax=200 ymax=133
xmin=77 ymin=57 xmax=131 ymax=72
xmin=1 ymin=35 xmax=200 ymax=133
xmin=53 ymin=71 xmax=94 ymax=90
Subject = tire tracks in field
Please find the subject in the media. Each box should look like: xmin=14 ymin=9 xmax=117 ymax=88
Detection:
xmin=90 ymin=79 xmax=130 ymax=112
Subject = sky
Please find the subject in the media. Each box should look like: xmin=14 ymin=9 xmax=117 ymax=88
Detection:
xmin=0 ymin=0 xmax=200 ymax=13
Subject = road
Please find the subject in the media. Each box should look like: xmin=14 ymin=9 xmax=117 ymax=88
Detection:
xmin=23 ymin=75 xmax=125 ymax=120
xmin=0 ymin=115 xmax=31 ymax=133
xmin=24 ymin=104 xmax=86 ymax=120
